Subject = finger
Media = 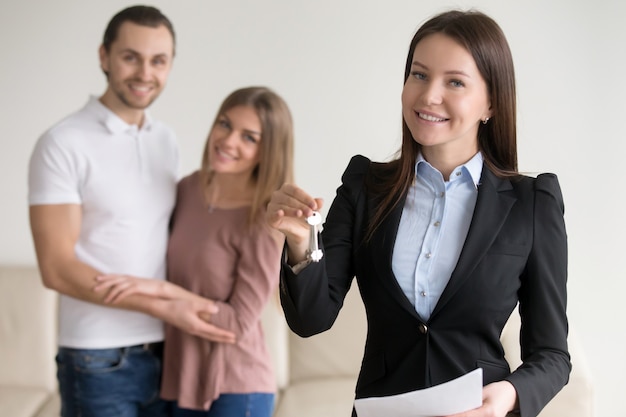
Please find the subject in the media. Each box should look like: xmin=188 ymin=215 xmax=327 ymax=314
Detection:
xmin=104 ymin=281 xmax=134 ymax=304
xmin=107 ymin=285 xmax=138 ymax=304
xmin=201 ymin=326 xmax=237 ymax=344
xmin=313 ymin=198 xmax=324 ymax=211
xmin=267 ymin=197 xmax=305 ymax=219
xmin=93 ymin=275 xmax=129 ymax=293
xmin=265 ymin=208 xmax=287 ymax=229
xmin=95 ymin=274 xmax=125 ymax=283
xmin=198 ymin=309 xmax=215 ymax=323
xmin=270 ymin=185 xmax=318 ymax=216
xmin=281 ymin=183 xmax=316 ymax=204
xmin=93 ymin=278 xmax=126 ymax=293
xmin=196 ymin=310 xmax=236 ymax=343
xmin=206 ymin=302 xmax=219 ymax=314
xmin=203 ymin=334 xmax=237 ymax=344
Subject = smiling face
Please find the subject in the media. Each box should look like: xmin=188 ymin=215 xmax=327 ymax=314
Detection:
xmin=99 ymin=21 xmax=174 ymax=125
xmin=207 ymin=105 xmax=262 ymax=179
xmin=401 ymin=33 xmax=491 ymax=161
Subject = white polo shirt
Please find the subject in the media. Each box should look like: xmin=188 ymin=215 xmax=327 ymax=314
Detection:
xmin=28 ymin=96 xmax=179 ymax=349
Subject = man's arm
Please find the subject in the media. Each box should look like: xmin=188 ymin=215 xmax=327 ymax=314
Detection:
xmin=31 ymin=204 xmax=106 ymax=300
xmin=29 ymin=204 xmax=236 ymax=343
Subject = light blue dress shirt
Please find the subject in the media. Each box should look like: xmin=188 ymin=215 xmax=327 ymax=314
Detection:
xmin=391 ymin=152 xmax=483 ymax=321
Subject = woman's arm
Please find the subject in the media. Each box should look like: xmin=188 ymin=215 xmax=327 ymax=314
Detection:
xmin=205 ymin=226 xmax=284 ymax=340
xmin=506 ymin=174 xmax=571 ymax=417
xmin=277 ymin=155 xmax=370 ymax=337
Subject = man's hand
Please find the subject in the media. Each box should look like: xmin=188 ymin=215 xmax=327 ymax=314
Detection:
xmin=162 ymin=297 xmax=236 ymax=344
xmin=93 ymin=273 xmax=236 ymax=344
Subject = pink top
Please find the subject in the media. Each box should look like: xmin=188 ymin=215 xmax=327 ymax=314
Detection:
xmin=161 ymin=171 xmax=282 ymax=410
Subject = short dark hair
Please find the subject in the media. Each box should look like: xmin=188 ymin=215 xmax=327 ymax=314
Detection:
xmin=102 ymin=5 xmax=175 ymax=54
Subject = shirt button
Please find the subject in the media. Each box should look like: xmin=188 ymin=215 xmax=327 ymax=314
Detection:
xmin=456 ymin=171 xmax=462 ymax=176
xmin=439 ymin=191 xmax=445 ymax=197
xmin=418 ymin=323 xmax=428 ymax=334
xmin=420 ymin=291 xmax=427 ymax=297
xmin=433 ymin=221 xmax=440 ymax=227
xmin=425 ymin=252 xmax=432 ymax=259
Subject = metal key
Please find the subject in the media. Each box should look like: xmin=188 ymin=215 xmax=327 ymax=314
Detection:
xmin=306 ymin=211 xmax=323 ymax=262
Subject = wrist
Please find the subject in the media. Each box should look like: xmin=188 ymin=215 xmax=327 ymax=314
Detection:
xmin=286 ymin=238 xmax=310 ymax=265
xmin=146 ymin=298 xmax=169 ymax=320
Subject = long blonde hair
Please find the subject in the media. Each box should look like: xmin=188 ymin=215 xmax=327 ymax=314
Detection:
xmin=199 ymin=86 xmax=294 ymax=226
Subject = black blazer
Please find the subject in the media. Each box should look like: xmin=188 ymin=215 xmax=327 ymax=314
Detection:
xmin=280 ymin=155 xmax=571 ymax=417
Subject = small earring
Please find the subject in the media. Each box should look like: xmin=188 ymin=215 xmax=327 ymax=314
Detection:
xmin=482 ymin=117 xmax=490 ymax=125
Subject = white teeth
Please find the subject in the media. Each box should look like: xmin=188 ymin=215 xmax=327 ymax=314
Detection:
xmin=130 ymin=85 xmax=150 ymax=92
xmin=217 ymin=148 xmax=236 ymax=160
xmin=418 ymin=113 xmax=446 ymax=122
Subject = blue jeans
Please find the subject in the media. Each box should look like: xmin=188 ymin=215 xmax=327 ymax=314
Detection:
xmin=56 ymin=344 xmax=169 ymax=417
xmin=171 ymin=393 xmax=275 ymax=417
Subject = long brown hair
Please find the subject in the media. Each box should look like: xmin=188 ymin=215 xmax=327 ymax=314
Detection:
xmin=367 ymin=10 xmax=518 ymax=240
xmin=199 ymin=86 xmax=294 ymax=226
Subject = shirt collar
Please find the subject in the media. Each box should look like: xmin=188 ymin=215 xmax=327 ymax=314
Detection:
xmin=415 ymin=152 xmax=484 ymax=188
xmin=464 ymin=152 xmax=484 ymax=188
xmin=86 ymin=95 xmax=153 ymax=134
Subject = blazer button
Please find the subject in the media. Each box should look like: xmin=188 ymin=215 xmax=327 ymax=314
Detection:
xmin=418 ymin=323 xmax=428 ymax=334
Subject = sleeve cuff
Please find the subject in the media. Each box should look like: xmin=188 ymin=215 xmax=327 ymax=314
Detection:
xmin=287 ymin=258 xmax=312 ymax=274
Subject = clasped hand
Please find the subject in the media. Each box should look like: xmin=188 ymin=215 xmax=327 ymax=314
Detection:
xmin=93 ymin=274 xmax=236 ymax=344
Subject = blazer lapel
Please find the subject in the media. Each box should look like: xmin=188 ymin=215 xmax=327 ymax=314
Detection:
xmin=431 ymin=167 xmax=517 ymax=317
xmin=369 ymin=193 xmax=422 ymax=319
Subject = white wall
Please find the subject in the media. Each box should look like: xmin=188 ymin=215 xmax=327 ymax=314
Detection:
xmin=1 ymin=0 xmax=623 ymax=415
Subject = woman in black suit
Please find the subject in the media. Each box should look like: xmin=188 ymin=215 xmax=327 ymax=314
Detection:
xmin=267 ymin=9 xmax=570 ymax=417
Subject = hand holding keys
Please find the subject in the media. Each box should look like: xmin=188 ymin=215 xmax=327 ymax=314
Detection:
xmin=306 ymin=211 xmax=323 ymax=262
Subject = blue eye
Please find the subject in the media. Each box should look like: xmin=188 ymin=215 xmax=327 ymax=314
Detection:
xmin=244 ymin=134 xmax=258 ymax=144
xmin=450 ymin=79 xmax=464 ymax=87
xmin=411 ymin=71 xmax=426 ymax=80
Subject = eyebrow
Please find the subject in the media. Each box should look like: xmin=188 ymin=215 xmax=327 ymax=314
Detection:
xmin=119 ymin=48 xmax=170 ymax=59
xmin=411 ymin=60 xmax=471 ymax=78
xmin=220 ymin=114 xmax=262 ymax=137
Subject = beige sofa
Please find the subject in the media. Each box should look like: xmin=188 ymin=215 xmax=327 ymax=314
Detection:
xmin=0 ymin=266 xmax=60 ymax=417
xmin=0 ymin=265 xmax=594 ymax=417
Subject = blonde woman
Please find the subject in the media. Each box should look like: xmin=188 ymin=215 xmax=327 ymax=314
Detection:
xmin=96 ymin=86 xmax=294 ymax=417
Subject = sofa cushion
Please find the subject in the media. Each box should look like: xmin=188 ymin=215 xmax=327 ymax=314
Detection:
xmin=0 ymin=266 xmax=57 ymax=391
xmin=289 ymin=283 xmax=366 ymax=383
xmin=0 ymin=386 xmax=54 ymax=417
xmin=34 ymin=391 xmax=61 ymax=417
xmin=273 ymin=377 xmax=356 ymax=417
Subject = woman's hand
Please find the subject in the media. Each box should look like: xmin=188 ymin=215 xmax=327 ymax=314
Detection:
xmin=266 ymin=183 xmax=324 ymax=264
xmin=445 ymin=381 xmax=518 ymax=417
xmin=94 ymin=274 xmax=168 ymax=304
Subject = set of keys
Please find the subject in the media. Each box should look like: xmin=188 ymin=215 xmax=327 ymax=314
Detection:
xmin=306 ymin=211 xmax=323 ymax=262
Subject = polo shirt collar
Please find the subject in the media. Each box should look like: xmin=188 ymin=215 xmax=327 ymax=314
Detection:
xmin=87 ymin=95 xmax=154 ymax=134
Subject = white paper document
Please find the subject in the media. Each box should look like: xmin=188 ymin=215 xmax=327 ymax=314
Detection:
xmin=354 ymin=368 xmax=483 ymax=417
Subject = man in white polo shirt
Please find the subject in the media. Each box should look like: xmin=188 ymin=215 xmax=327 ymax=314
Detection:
xmin=28 ymin=5 xmax=233 ymax=417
